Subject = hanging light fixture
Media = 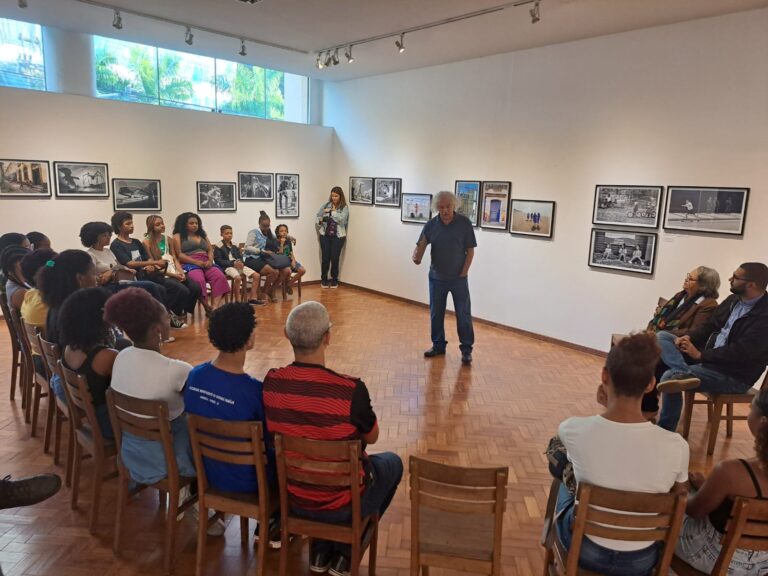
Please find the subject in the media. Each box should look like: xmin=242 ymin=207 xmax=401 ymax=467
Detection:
xmin=530 ymin=0 xmax=540 ymax=24
xmin=239 ymin=39 xmax=247 ymax=56
xmin=331 ymin=48 xmax=340 ymax=66
xmin=395 ymin=33 xmax=405 ymax=53
xmin=112 ymin=9 xmax=123 ymax=30
xmin=18 ymin=0 xmax=28 ymax=8
xmin=344 ymin=45 xmax=354 ymax=63
xmin=324 ymin=51 xmax=333 ymax=67
xmin=185 ymin=26 xmax=194 ymax=45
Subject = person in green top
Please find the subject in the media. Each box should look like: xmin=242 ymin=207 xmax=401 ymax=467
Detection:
xmin=275 ymin=224 xmax=305 ymax=295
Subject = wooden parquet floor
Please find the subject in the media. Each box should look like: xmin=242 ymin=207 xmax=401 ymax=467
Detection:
xmin=0 ymin=285 xmax=756 ymax=575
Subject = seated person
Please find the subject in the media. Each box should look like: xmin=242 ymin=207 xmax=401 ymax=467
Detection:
xmin=213 ymin=225 xmax=264 ymax=306
xmin=243 ymin=211 xmax=288 ymax=303
xmin=1 ymin=246 xmax=31 ymax=309
xmin=676 ymin=387 xmax=768 ymax=574
xmin=556 ymin=331 xmax=689 ymax=576
xmin=20 ymin=248 xmax=57 ymax=329
xmin=26 ymin=231 xmax=51 ymax=251
xmin=275 ymin=224 xmax=305 ymax=295
xmin=184 ymin=302 xmax=272 ymax=541
xmin=59 ymin=287 xmax=117 ymax=438
xmin=263 ymin=301 xmax=403 ymax=576
xmin=0 ymin=232 xmax=30 ymax=294
xmin=656 ymin=262 xmax=768 ymax=432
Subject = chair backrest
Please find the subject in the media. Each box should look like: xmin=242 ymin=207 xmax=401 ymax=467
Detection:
xmin=10 ymin=308 xmax=32 ymax=366
xmin=274 ymin=434 xmax=363 ymax=527
xmin=105 ymin=388 xmax=178 ymax=486
xmin=567 ymin=483 xmax=686 ymax=576
xmin=409 ymin=456 xmax=508 ymax=573
xmin=22 ymin=319 xmax=43 ymax=358
xmin=0 ymin=292 xmax=18 ymax=348
xmin=187 ymin=415 xmax=269 ymax=504
xmin=712 ymin=496 xmax=768 ymax=574
xmin=58 ymin=360 xmax=107 ymax=450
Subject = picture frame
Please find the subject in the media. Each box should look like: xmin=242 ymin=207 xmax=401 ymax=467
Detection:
xmin=54 ymin=161 xmax=109 ymax=198
xmin=374 ymin=177 xmax=402 ymax=207
xmin=238 ymin=172 xmax=273 ymax=201
xmin=663 ymin=186 xmax=749 ymax=236
xmin=401 ymin=193 xmax=432 ymax=224
xmin=510 ymin=199 xmax=556 ymax=238
xmin=275 ymin=173 xmax=299 ymax=218
xmin=112 ymin=178 xmax=161 ymax=211
xmin=479 ymin=181 xmax=511 ymax=231
xmin=196 ymin=181 xmax=237 ymax=212
xmin=349 ymin=177 xmax=373 ymax=205
xmin=0 ymin=159 xmax=51 ymax=198
xmin=592 ymin=185 xmax=664 ymax=229
xmin=455 ymin=180 xmax=481 ymax=226
xmin=588 ymin=228 xmax=657 ymax=276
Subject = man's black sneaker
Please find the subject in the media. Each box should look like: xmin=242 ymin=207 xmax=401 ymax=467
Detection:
xmin=253 ymin=517 xmax=290 ymax=549
xmin=423 ymin=347 xmax=446 ymax=358
xmin=321 ymin=281 xmax=330 ymax=289
xmin=328 ymin=554 xmax=351 ymax=576
xmin=0 ymin=473 xmax=61 ymax=510
xmin=310 ymin=550 xmax=333 ymax=573
xmin=330 ymin=280 xmax=339 ymax=289
xmin=461 ymin=352 xmax=473 ymax=365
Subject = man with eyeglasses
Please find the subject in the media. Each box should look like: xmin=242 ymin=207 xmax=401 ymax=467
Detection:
xmin=655 ymin=262 xmax=768 ymax=432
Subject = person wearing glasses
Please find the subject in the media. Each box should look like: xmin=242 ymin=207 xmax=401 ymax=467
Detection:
xmin=656 ymin=262 xmax=768 ymax=432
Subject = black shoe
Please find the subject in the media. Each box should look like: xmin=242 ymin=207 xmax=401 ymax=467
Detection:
xmin=423 ymin=347 xmax=446 ymax=358
xmin=253 ymin=517 xmax=289 ymax=549
xmin=330 ymin=280 xmax=339 ymax=289
xmin=0 ymin=473 xmax=61 ymax=510
xmin=321 ymin=281 xmax=330 ymax=289
xmin=310 ymin=550 xmax=333 ymax=573
xmin=461 ymin=352 xmax=473 ymax=365
xmin=328 ymin=554 xmax=351 ymax=576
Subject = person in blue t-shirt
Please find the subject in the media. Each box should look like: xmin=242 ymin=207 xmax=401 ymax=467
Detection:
xmin=412 ymin=190 xmax=477 ymax=366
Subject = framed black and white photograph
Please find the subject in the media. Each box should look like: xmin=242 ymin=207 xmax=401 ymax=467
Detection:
xmin=510 ymin=199 xmax=556 ymax=239
xmin=401 ymin=193 xmax=432 ymax=224
xmin=0 ymin=160 xmax=51 ymax=198
xmin=276 ymin=173 xmax=299 ymax=218
xmin=589 ymin=229 xmax=657 ymax=276
xmin=592 ymin=185 xmax=663 ymax=229
xmin=374 ymin=177 xmax=402 ymax=207
xmin=663 ymin=186 xmax=749 ymax=235
xmin=479 ymin=181 xmax=511 ymax=231
xmin=455 ymin=180 xmax=480 ymax=226
xmin=112 ymin=179 xmax=161 ymax=211
xmin=54 ymin=161 xmax=109 ymax=197
xmin=238 ymin=172 xmax=273 ymax=201
xmin=349 ymin=177 xmax=373 ymax=205
xmin=197 ymin=181 xmax=236 ymax=212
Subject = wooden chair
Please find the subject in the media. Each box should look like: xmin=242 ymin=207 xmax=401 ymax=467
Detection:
xmin=106 ymin=389 xmax=197 ymax=575
xmin=187 ymin=415 xmax=277 ymax=576
xmin=409 ymin=456 xmax=508 ymax=576
xmin=274 ymin=434 xmax=379 ymax=576
xmin=9 ymin=309 xmax=34 ymax=423
xmin=671 ymin=496 xmax=768 ymax=575
xmin=0 ymin=292 xmax=22 ymax=403
xmin=59 ymin=361 xmax=118 ymax=533
xmin=542 ymin=482 xmax=686 ymax=576
xmin=19 ymin=318 xmax=52 ymax=442
xmin=38 ymin=336 xmax=74 ymax=484
xmin=680 ymin=371 xmax=768 ymax=455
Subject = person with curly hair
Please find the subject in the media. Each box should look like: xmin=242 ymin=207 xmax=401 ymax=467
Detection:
xmin=243 ymin=211 xmax=289 ymax=303
xmin=275 ymin=224 xmax=305 ymax=295
xmin=20 ymin=248 xmax=57 ymax=329
xmin=0 ymin=232 xmax=30 ymax=295
xmin=675 ymin=386 xmax=768 ymax=574
xmin=1 ymin=246 xmax=31 ymax=309
xmin=59 ymin=287 xmax=117 ymax=438
xmin=25 ymin=231 xmax=51 ymax=252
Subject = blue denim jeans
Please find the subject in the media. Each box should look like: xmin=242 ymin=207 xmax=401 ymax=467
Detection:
xmin=50 ymin=374 xmax=113 ymax=439
xmin=428 ymin=275 xmax=474 ymax=354
xmin=555 ymin=484 xmax=660 ymax=576
xmin=656 ymin=331 xmax=752 ymax=431
xmin=120 ymin=415 xmax=196 ymax=485
xmin=293 ymin=452 xmax=403 ymax=559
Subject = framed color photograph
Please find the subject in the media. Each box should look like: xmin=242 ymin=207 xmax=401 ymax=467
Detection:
xmin=374 ymin=178 xmax=402 ymax=207
xmin=592 ymin=185 xmax=663 ymax=229
xmin=54 ymin=161 xmax=109 ymax=197
xmin=510 ymin=199 xmax=555 ymax=238
xmin=479 ymin=181 xmax=511 ymax=231
xmin=197 ymin=181 xmax=237 ymax=212
xmin=401 ymin=193 xmax=432 ymax=224
xmin=238 ymin=172 xmax=273 ymax=201
xmin=589 ymin=229 xmax=657 ymax=276
xmin=112 ymin=179 xmax=161 ymax=211
xmin=276 ymin=173 xmax=299 ymax=217
xmin=663 ymin=186 xmax=749 ymax=235
xmin=455 ymin=180 xmax=480 ymax=226
xmin=349 ymin=177 xmax=373 ymax=205
xmin=0 ymin=160 xmax=51 ymax=198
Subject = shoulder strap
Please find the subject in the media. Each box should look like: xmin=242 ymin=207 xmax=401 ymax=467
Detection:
xmin=739 ymin=459 xmax=764 ymax=498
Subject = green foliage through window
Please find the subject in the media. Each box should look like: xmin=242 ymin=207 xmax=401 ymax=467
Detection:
xmin=0 ymin=18 xmax=45 ymax=91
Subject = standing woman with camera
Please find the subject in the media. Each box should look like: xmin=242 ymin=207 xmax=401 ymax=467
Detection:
xmin=316 ymin=186 xmax=349 ymax=288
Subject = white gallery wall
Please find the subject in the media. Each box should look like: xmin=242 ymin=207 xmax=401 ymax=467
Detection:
xmin=323 ymin=8 xmax=768 ymax=352
xmin=0 ymin=87 xmax=334 ymax=279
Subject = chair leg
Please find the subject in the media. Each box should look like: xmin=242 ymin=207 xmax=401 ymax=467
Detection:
xmin=196 ymin=504 xmax=208 ymax=576
xmin=255 ymin=518 xmax=267 ymax=576
xmin=113 ymin=476 xmax=128 ymax=555
xmin=297 ymin=277 xmax=302 ymax=298
xmin=165 ymin=489 xmax=178 ymax=575
xmin=351 ymin=542 xmax=361 ymax=576
xmin=726 ymin=402 xmax=734 ymax=437
xmin=708 ymin=399 xmax=725 ymax=455
xmin=43 ymin=391 xmax=54 ymax=453
xmin=368 ymin=520 xmax=378 ymax=575
xmin=53 ymin=407 xmax=62 ymax=466
xmin=65 ymin=419 xmax=74 ymax=487
xmin=30 ymin=383 xmax=42 ymax=438
xmin=9 ymin=348 xmax=19 ymax=402
xmin=278 ymin=526 xmax=289 ymax=576
xmin=680 ymin=392 xmax=695 ymax=439
xmin=239 ymin=516 xmax=248 ymax=546
xmin=71 ymin=443 xmax=82 ymax=509
xmin=89 ymin=454 xmax=104 ymax=533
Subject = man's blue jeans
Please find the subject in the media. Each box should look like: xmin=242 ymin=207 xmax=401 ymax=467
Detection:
xmin=555 ymin=483 xmax=660 ymax=576
xmin=429 ymin=275 xmax=474 ymax=354
xmin=656 ymin=331 xmax=752 ymax=432
xmin=293 ymin=452 xmax=403 ymax=559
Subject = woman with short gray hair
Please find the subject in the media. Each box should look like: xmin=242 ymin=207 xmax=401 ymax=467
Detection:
xmin=647 ymin=266 xmax=720 ymax=336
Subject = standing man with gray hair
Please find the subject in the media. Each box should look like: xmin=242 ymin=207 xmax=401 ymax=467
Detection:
xmin=413 ymin=190 xmax=477 ymax=365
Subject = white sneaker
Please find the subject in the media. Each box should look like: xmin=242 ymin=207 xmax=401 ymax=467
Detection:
xmin=192 ymin=503 xmax=227 ymax=537
xmin=175 ymin=485 xmax=191 ymax=521
xmin=163 ymin=336 xmax=176 ymax=344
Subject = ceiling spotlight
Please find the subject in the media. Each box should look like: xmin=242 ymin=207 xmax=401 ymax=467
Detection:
xmin=324 ymin=51 xmax=332 ymax=67
xmin=395 ymin=33 xmax=405 ymax=53
xmin=331 ymin=48 xmax=339 ymax=66
xmin=18 ymin=0 xmax=28 ymax=8
xmin=316 ymin=53 xmax=324 ymax=69
xmin=112 ymin=9 xmax=123 ymax=30
xmin=185 ymin=26 xmax=194 ymax=45
xmin=237 ymin=0 xmax=262 ymax=4
xmin=530 ymin=0 xmax=540 ymax=24
xmin=344 ymin=45 xmax=354 ymax=63
xmin=239 ymin=39 xmax=247 ymax=56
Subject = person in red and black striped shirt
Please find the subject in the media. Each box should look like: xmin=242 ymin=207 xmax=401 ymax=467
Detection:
xmin=263 ymin=301 xmax=402 ymax=576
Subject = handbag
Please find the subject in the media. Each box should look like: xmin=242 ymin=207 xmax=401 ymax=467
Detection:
xmin=262 ymin=253 xmax=292 ymax=269
xmin=162 ymin=253 xmax=178 ymax=276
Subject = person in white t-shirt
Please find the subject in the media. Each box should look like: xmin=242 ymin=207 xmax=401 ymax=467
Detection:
xmin=555 ymin=331 xmax=690 ymax=575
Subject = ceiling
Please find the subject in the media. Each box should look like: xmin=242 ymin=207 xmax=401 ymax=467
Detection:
xmin=2 ymin=0 xmax=767 ymax=82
